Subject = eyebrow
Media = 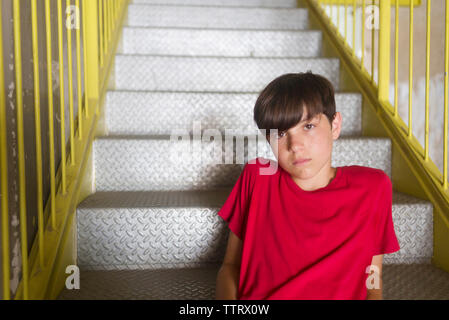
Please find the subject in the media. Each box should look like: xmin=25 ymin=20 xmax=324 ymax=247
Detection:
xmin=299 ymin=115 xmax=319 ymax=123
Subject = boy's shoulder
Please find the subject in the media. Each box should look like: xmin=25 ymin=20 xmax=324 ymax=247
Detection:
xmin=344 ymin=165 xmax=391 ymax=188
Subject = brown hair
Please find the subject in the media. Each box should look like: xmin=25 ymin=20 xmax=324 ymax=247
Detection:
xmin=253 ymin=71 xmax=336 ymax=140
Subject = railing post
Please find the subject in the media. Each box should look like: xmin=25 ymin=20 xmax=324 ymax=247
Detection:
xmin=378 ymin=0 xmax=391 ymax=102
xmin=84 ymin=0 xmax=99 ymax=104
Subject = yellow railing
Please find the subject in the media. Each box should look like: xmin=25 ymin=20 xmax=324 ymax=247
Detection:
xmin=1 ymin=0 xmax=130 ymax=300
xmin=305 ymin=0 xmax=449 ymax=271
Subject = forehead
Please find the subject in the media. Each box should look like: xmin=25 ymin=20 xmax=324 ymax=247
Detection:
xmin=299 ymin=111 xmax=321 ymax=123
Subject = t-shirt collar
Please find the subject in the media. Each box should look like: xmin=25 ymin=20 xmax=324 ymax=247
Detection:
xmin=282 ymin=165 xmax=346 ymax=195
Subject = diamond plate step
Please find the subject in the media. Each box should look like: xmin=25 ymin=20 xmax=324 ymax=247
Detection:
xmin=94 ymin=136 xmax=391 ymax=191
xmin=114 ymin=55 xmax=340 ymax=92
xmin=77 ymin=190 xmax=230 ymax=270
xmin=105 ymin=91 xmax=362 ymax=136
xmin=57 ymin=264 xmax=449 ymax=300
xmin=127 ymin=5 xmax=308 ymax=30
xmin=121 ymin=27 xmax=322 ymax=58
xmin=132 ymin=0 xmax=298 ymax=8
xmin=76 ymin=189 xmax=432 ymax=270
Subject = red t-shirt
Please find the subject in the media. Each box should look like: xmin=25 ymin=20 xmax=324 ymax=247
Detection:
xmin=217 ymin=157 xmax=400 ymax=300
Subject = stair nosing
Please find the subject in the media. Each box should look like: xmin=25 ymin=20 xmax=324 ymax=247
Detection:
xmin=115 ymin=53 xmax=338 ymax=61
xmin=128 ymin=3 xmax=307 ymax=11
xmin=122 ymin=25 xmax=321 ymax=34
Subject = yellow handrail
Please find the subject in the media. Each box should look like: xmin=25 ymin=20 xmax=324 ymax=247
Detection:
xmin=310 ymin=0 xmax=449 ymax=272
xmin=1 ymin=0 xmax=130 ymax=300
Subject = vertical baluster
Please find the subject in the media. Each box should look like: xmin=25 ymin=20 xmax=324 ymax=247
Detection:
xmin=30 ymin=0 xmax=45 ymax=269
xmin=394 ymin=0 xmax=399 ymax=117
xmin=408 ymin=0 xmax=414 ymax=137
xmin=12 ymin=0 xmax=29 ymax=300
xmin=67 ymin=0 xmax=76 ymax=166
xmin=362 ymin=0 xmax=365 ymax=69
xmin=353 ymin=0 xmax=356 ymax=57
xmin=76 ymin=0 xmax=83 ymax=140
xmin=371 ymin=0 xmax=375 ymax=83
xmin=57 ymin=0 xmax=67 ymax=194
xmin=99 ymin=0 xmax=104 ymax=67
xmin=444 ymin=0 xmax=449 ymax=189
xmin=104 ymin=0 xmax=109 ymax=53
xmin=337 ymin=1 xmax=340 ymax=34
xmin=345 ymin=1 xmax=348 ymax=42
xmin=425 ymin=0 xmax=431 ymax=161
xmin=378 ymin=0 xmax=391 ymax=102
xmin=84 ymin=0 xmax=100 ymax=103
xmin=45 ymin=0 xmax=56 ymax=229
xmin=0 ymin=0 xmax=11 ymax=301
xmin=82 ymin=0 xmax=89 ymax=115
xmin=331 ymin=2 xmax=334 ymax=26
xmin=109 ymin=0 xmax=113 ymax=43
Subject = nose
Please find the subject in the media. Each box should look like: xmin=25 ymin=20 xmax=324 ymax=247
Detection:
xmin=288 ymin=133 xmax=305 ymax=152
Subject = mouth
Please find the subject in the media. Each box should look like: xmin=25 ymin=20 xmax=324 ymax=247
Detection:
xmin=293 ymin=158 xmax=311 ymax=166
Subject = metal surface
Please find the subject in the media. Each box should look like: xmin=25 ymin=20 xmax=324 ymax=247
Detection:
xmin=115 ymin=55 xmax=340 ymax=92
xmin=93 ymin=136 xmax=391 ymax=191
xmin=105 ymin=91 xmax=362 ymax=136
xmin=127 ymin=5 xmax=309 ymax=29
xmin=132 ymin=0 xmax=298 ymax=7
xmin=57 ymin=263 xmax=449 ymax=300
xmin=76 ymin=189 xmax=431 ymax=270
xmin=122 ymin=27 xmax=322 ymax=57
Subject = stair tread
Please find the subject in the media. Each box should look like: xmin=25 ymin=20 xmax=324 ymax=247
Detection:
xmin=95 ymin=135 xmax=389 ymax=141
xmin=122 ymin=26 xmax=322 ymax=57
xmin=115 ymin=55 xmax=340 ymax=92
xmin=132 ymin=0 xmax=298 ymax=8
xmin=123 ymin=25 xmax=321 ymax=33
xmin=130 ymin=3 xmax=305 ymax=10
xmin=78 ymin=188 xmax=431 ymax=210
xmin=105 ymin=90 xmax=361 ymax=136
xmin=127 ymin=4 xmax=309 ymax=31
xmin=57 ymin=263 xmax=449 ymax=300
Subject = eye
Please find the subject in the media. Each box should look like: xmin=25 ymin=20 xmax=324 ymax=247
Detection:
xmin=277 ymin=131 xmax=286 ymax=139
xmin=305 ymin=124 xmax=315 ymax=130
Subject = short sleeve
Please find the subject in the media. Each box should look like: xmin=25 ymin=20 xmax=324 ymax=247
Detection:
xmin=373 ymin=174 xmax=401 ymax=256
xmin=217 ymin=162 xmax=255 ymax=241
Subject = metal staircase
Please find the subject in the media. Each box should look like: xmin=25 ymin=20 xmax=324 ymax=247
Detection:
xmin=58 ymin=0 xmax=449 ymax=300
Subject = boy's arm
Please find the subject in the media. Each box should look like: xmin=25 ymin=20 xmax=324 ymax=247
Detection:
xmin=366 ymin=254 xmax=383 ymax=300
xmin=215 ymin=230 xmax=243 ymax=300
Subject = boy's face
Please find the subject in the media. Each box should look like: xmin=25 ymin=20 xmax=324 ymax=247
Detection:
xmin=268 ymin=109 xmax=342 ymax=188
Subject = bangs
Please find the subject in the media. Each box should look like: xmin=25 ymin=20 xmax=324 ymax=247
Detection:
xmin=253 ymin=72 xmax=336 ymax=138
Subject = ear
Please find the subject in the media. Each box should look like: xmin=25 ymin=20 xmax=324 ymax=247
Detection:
xmin=331 ymin=112 xmax=342 ymax=140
